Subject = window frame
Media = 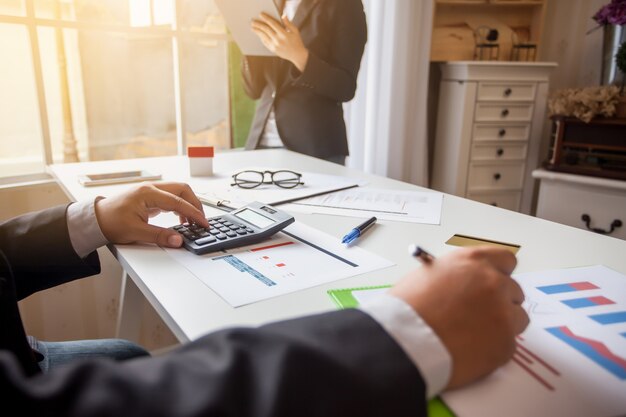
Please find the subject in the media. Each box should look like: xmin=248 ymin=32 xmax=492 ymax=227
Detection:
xmin=0 ymin=0 xmax=231 ymax=184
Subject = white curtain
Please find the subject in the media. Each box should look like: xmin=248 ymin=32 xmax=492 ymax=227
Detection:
xmin=345 ymin=0 xmax=434 ymax=187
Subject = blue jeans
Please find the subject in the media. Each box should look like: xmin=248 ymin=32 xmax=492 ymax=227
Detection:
xmin=29 ymin=336 xmax=150 ymax=373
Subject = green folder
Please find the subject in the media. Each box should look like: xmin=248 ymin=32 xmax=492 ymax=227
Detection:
xmin=327 ymin=286 xmax=456 ymax=417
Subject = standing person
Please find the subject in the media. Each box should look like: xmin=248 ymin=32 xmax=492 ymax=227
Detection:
xmin=242 ymin=0 xmax=367 ymax=165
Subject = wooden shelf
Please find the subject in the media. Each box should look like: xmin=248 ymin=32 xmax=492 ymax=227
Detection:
xmin=431 ymin=0 xmax=547 ymax=62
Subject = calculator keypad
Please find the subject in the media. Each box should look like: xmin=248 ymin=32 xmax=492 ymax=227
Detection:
xmin=172 ymin=216 xmax=254 ymax=247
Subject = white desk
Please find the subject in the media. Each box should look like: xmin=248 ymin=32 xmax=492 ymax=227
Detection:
xmin=49 ymin=149 xmax=626 ymax=343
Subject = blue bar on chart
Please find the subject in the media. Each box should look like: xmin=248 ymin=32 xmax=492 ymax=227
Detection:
xmin=213 ymin=255 xmax=276 ymax=287
xmin=537 ymin=281 xmax=599 ymax=295
xmin=561 ymin=296 xmax=615 ymax=309
xmin=590 ymin=311 xmax=626 ymax=325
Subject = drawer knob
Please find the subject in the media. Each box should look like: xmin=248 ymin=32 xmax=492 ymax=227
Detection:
xmin=501 ymin=109 xmax=510 ymax=117
xmin=498 ymin=129 xmax=507 ymax=137
xmin=493 ymin=173 xmax=502 ymax=181
xmin=504 ymin=88 xmax=512 ymax=97
xmin=581 ymin=214 xmax=623 ymax=235
xmin=496 ymin=148 xmax=504 ymax=157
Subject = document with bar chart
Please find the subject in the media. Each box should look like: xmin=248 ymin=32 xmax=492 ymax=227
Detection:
xmin=443 ymin=265 xmax=626 ymax=417
xmin=165 ymin=222 xmax=394 ymax=307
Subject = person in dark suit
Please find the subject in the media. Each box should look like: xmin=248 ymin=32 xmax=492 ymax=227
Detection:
xmin=0 ymin=182 xmax=208 ymax=375
xmin=242 ymin=0 xmax=368 ymax=165
xmin=1 ymin=182 xmax=528 ymax=416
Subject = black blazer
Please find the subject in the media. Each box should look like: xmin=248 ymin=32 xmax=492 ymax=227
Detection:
xmin=3 ymin=309 xmax=427 ymax=417
xmin=0 ymin=205 xmax=100 ymax=376
xmin=0 ymin=206 xmax=429 ymax=416
xmin=243 ymin=0 xmax=368 ymax=159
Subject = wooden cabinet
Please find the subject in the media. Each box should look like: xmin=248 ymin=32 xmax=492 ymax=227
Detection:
xmin=431 ymin=61 xmax=556 ymax=213
xmin=544 ymin=116 xmax=626 ymax=181
xmin=532 ymin=169 xmax=626 ymax=241
xmin=431 ymin=0 xmax=547 ymax=62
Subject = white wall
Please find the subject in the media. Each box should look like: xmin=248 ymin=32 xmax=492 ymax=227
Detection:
xmin=535 ymin=0 xmax=606 ymax=179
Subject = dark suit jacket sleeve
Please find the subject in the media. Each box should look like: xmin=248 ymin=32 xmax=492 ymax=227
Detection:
xmin=291 ymin=0 xmax=368 ymax=102
xmin=3 ymin=309 xmax=428 ymax=417
xmin=0 ymin=204 xmax=100 ymax=300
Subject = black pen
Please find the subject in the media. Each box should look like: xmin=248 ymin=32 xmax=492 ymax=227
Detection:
xmin=408 ymin=244 xmax=435 ymax=264
xmin=342 ymin=216 xmax=377 ymax=244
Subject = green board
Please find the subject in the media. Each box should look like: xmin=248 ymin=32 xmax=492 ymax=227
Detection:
xmin=228 ymin=41 xmax=256 ymax=148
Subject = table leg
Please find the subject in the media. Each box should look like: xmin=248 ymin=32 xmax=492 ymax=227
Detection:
xmin=115 ymin=271 xmax=144 ymax=341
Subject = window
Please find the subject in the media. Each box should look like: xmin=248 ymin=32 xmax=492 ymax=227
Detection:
xmin=0 ymin=0 xmax=234 ymax=180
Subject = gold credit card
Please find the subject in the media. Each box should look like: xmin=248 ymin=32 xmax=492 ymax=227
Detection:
xmin=446 ymin=234 xmax=520 ymax=254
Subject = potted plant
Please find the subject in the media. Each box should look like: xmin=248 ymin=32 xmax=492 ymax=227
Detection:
xmin=617 ymin=41 xmax=626 ymax=117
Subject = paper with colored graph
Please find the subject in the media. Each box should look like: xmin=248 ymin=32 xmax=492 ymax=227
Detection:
xmin=442 ymin=264 xmax=626 ymax=417
xmin=165 ymin=222 xmax=394 ymax=307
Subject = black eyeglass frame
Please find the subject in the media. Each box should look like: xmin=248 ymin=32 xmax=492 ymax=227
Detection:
xmin=230 ymin=170 xmax=304 ymax=189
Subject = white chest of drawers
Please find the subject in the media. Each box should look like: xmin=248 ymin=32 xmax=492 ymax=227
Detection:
xmin=532 ymin=169 xmax=626 ymax=241
xmin=431 ymin=61 xmax=557 ymax=213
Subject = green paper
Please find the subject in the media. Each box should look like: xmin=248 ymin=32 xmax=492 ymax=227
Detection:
xmin=327 ymin=286 xmax=456 ymax=417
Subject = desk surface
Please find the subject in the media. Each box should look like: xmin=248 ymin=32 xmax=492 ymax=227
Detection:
xmin=49 ymin=149 xmax=626 ymax=342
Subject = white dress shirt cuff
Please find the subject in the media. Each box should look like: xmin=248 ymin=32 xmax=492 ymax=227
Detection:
xmin=359 ymin=293 xmax=452 ymax=399
xmin=67 ymin=198 xmax=108 ymax=258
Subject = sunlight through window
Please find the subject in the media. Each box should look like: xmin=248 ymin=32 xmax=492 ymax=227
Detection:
xmin=129 ymin=0 xmax=173 ymax=27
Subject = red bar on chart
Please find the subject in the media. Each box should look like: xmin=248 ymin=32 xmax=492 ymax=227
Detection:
xmin=250 ymin=241 xmax=295 ymax=252
xmin=537 ymin=281 xmax=599 ymax=294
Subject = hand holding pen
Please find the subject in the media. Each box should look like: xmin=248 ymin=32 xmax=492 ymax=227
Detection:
xmin=389 ymin=246 xmax=527 ymax=390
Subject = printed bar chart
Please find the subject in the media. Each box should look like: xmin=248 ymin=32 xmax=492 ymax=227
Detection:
xmin=546 ymin=326 xmax=626 ymax=380
xmin=537 ymin=281 xmax=599 ymax=294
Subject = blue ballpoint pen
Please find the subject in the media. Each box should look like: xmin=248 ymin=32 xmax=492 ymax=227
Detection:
xmin=342 ymin=216 xmax=377 ymax=244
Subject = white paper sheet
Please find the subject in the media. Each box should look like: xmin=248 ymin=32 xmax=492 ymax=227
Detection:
xmin=284 ymin=187 xmax=444 ymax=224
xmin=165 ymin=222 xmax=394 ymax=307
xmin=195 ymin=169 xmax=366 ymax=208
xmin=443 ymin=265 xmax=626 ymax=417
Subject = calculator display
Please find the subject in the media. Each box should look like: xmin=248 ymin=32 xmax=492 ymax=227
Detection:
xmin=234 ymin=208 xmax=275 ymax=228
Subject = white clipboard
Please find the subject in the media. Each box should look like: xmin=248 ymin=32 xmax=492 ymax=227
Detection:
xmin=215 ymin=0 xmax=282 ymax=56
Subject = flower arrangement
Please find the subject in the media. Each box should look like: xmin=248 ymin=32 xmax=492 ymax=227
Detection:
xmin=587 ymin=0 xmax=626 ymax=34
xmin=593 ymin=0 xmax=626 ymax=26
xmin=548 ymin=85 xmax=622 ymax=123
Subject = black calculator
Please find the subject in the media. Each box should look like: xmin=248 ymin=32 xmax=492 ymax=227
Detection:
xmin=171 ymin=201 xmax=295 ymax=255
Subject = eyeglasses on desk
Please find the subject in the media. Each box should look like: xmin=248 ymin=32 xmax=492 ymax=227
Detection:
xmin=231 ymin=170 xmax=304 ymax=189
